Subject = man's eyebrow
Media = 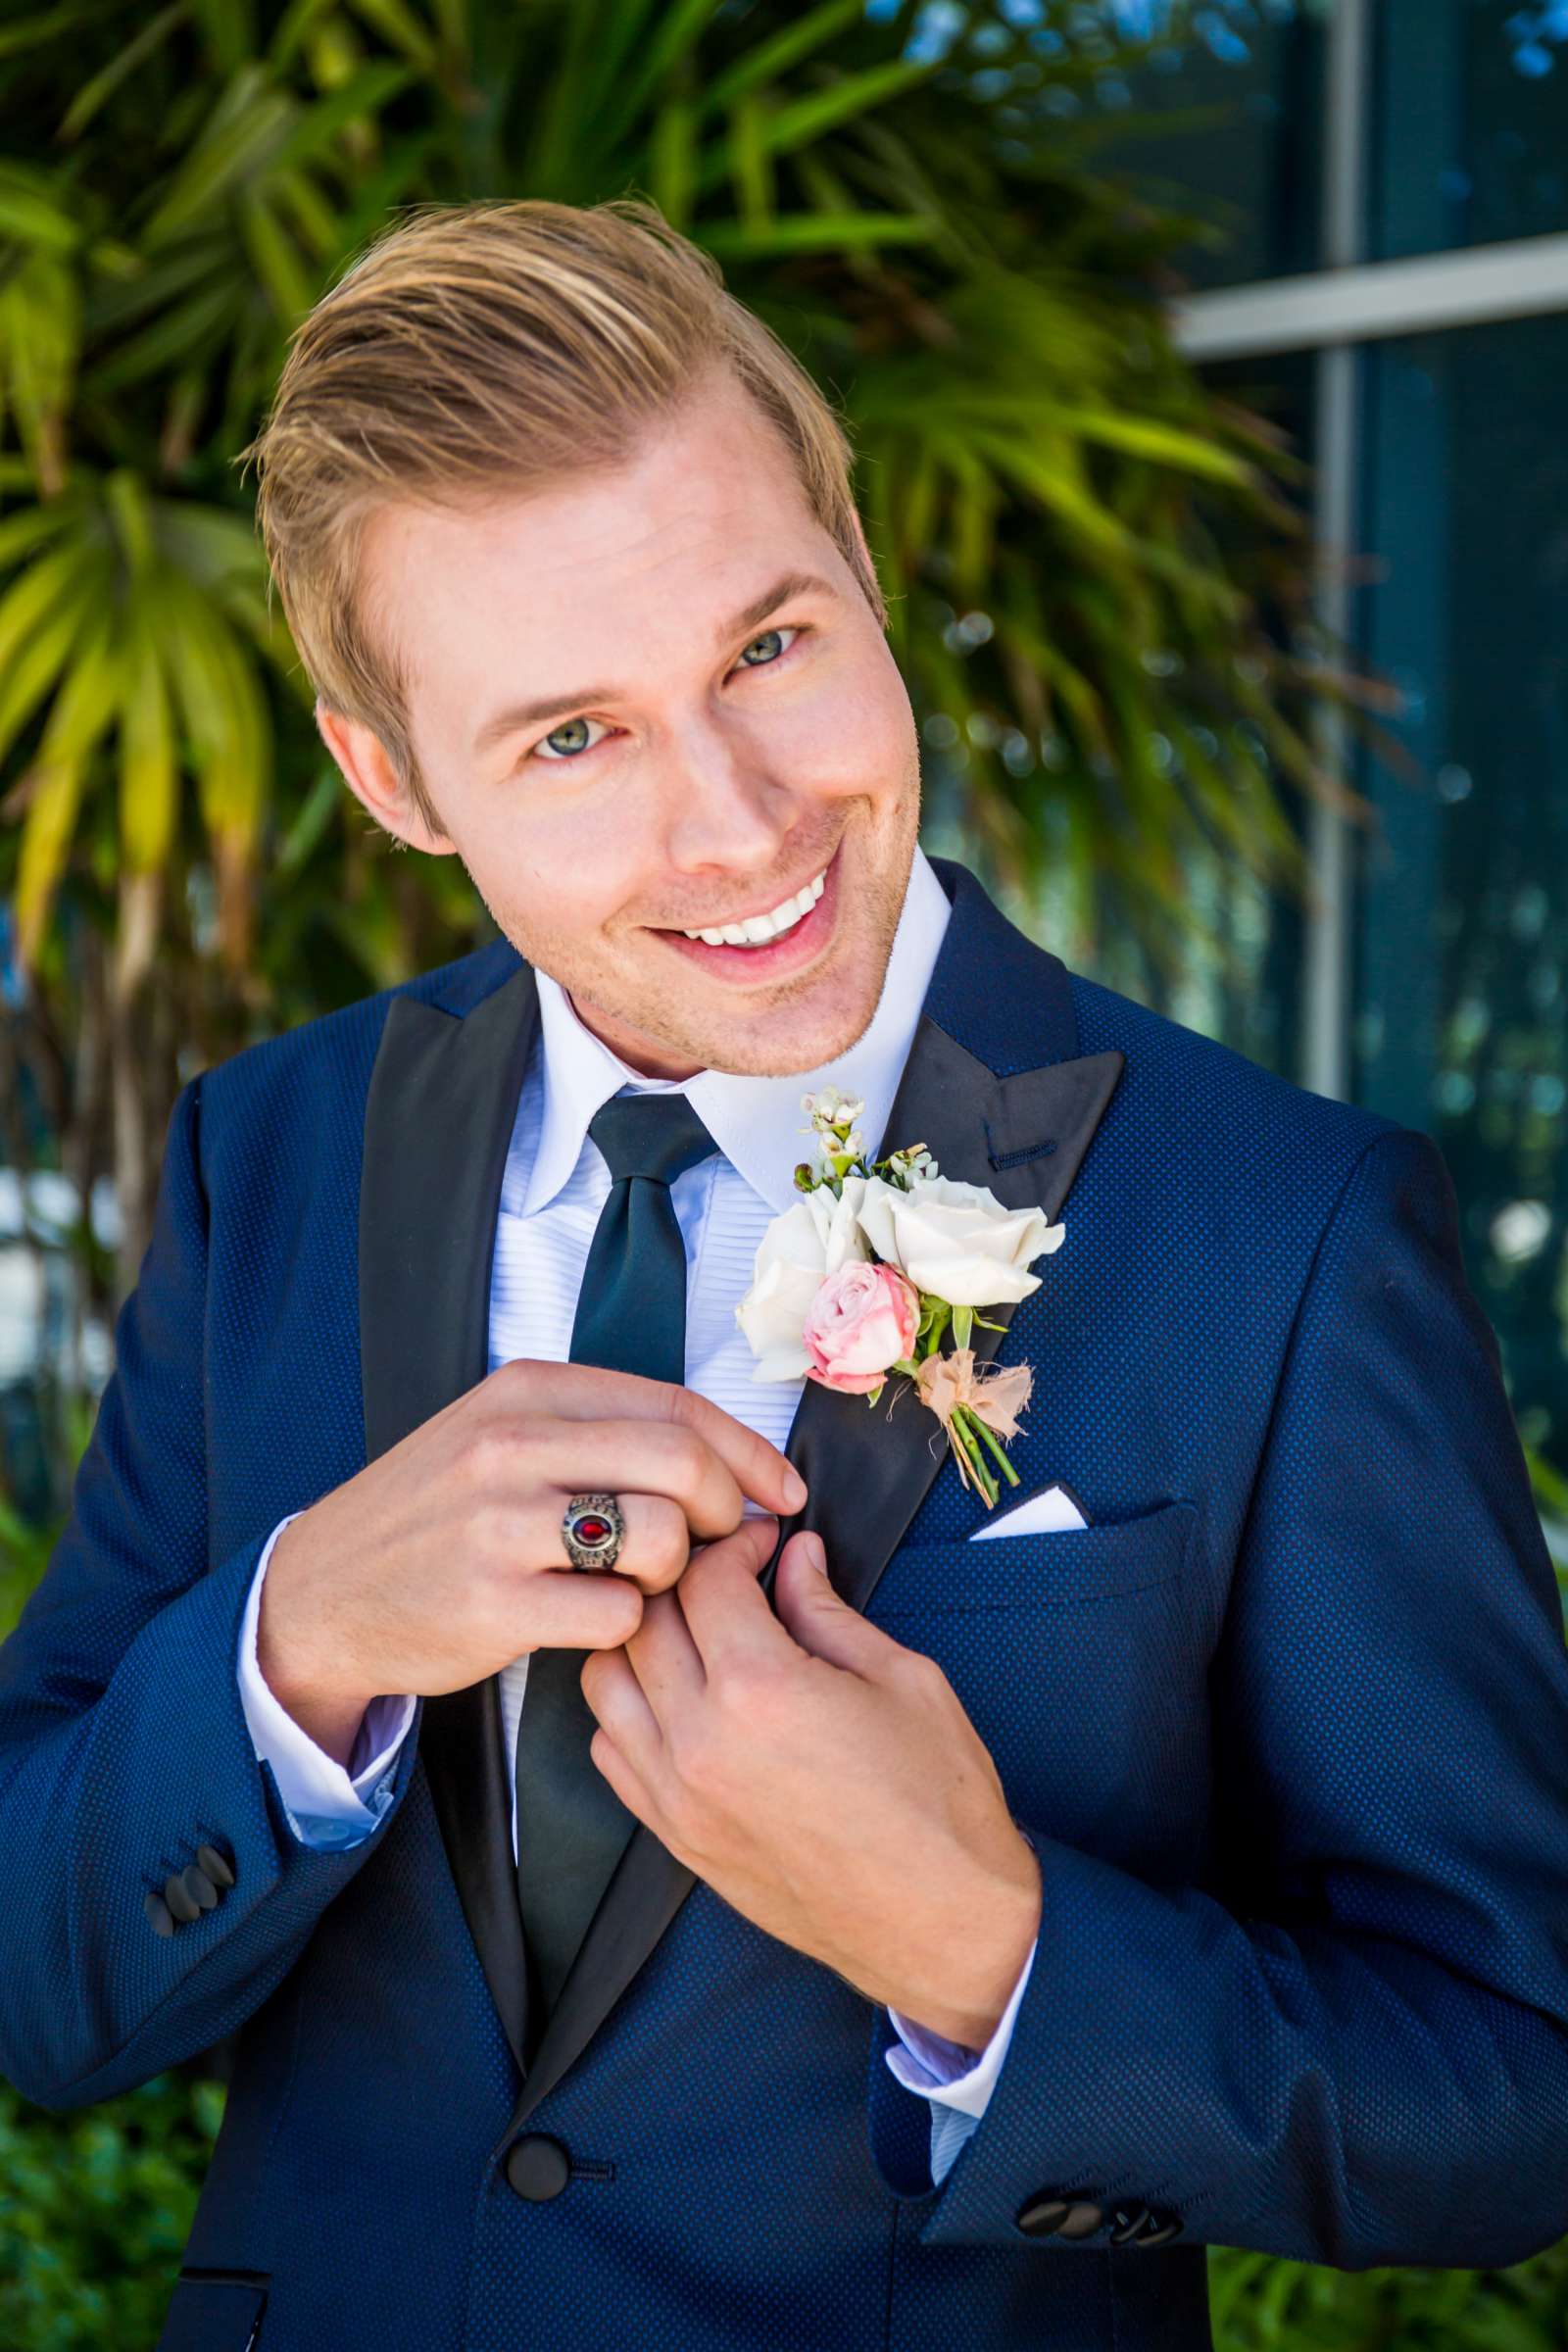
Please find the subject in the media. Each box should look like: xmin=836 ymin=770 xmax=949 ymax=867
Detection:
xmin=469 ymin=568 xmax=841 ymax=756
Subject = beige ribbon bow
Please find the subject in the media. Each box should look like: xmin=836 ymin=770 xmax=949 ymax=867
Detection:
xmin=914 ymin=1347 xmax=1034 ymax=1495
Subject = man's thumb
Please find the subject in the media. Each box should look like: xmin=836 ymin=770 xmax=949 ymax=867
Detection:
xmin=773 ymin=1530 xmax=883 ymax=1672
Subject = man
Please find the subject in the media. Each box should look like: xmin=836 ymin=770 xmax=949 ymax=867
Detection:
xmin=1 ymin=197 xmax=1565 ymax=2352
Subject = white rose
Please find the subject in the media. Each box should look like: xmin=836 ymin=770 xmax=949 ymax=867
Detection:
xmin=855 ymin=1172 xmax=1064 ymax=1307
xmin=735 ymin=1178 xmax=871 ymax=1379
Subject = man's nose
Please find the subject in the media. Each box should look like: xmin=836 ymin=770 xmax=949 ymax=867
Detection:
xmin=659 ymin=710 xmax=798 ymax=875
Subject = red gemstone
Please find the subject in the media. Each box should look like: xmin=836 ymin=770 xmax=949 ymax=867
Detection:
xmin=576 ymin=1515 xmax=611 ymax=1544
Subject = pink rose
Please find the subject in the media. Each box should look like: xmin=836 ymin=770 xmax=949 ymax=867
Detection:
xmin=803 ymin=1260 xmax=920 ymax=1395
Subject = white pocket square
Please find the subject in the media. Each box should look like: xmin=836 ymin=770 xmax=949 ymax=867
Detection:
xmin=967 ymin=1481 xmax=1091 ymax=1541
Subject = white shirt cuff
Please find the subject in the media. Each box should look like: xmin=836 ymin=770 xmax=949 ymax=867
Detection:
xmin=883 ymin=1935 xmax=1037 ymax=2183
xmin=236 ymin=1510 xmax=416 ymax=1849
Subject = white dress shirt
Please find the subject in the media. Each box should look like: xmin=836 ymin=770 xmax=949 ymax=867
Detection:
xmin=236 ymin=845 xmax=1036 ymax=2186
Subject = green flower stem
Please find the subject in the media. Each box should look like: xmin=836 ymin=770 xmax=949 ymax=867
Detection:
xmin=964 ymin=1406 xmax=1021 ymax=1489
xmin=949 ymin=1407 xmax=999 ymax=1504
xmin=919 ymin=1301 xmax=953 ymax=1353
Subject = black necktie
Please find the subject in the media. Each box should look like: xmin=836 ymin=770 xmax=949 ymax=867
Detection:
xmin=513 ymin=1090 xmax=718 ymax=2061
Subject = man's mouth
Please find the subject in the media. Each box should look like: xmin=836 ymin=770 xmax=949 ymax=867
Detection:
xmin=651 ymin=841 xmax=842 ymax=983
xmin=679 ymin=868 xmax=826 ymax=948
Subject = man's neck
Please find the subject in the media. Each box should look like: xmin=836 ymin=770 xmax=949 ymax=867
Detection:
xmin=563 ymin=989 xmax=702 ymax=1084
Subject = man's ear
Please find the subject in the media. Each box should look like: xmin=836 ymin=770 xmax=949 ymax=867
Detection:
xmin=315 ymin=702 xmax=456 ymax=857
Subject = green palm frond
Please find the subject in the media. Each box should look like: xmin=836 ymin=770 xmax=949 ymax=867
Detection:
xmin=0 ymin=0 xmax=1389 ymax=1080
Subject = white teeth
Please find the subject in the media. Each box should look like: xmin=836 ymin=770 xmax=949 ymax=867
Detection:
xmin=683 ymin=868 xmax=827 ymax=946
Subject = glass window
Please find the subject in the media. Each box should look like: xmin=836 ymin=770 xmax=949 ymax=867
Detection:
xmin=1127 ymin=347 xmax=1317 ymax=1077
xmin=1085 ymin=0 xmax=1330 ymax=290
xmin=1351 ymin=313 xmax=1568 ymax=1466
xmin=1373 ymin=0 xmax=1568 ymax=259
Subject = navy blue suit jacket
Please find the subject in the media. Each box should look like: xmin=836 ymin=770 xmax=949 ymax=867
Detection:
xmin=2 ymin=856 xmax=1566 ymax=2352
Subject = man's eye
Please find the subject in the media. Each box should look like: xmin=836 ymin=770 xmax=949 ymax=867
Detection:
xmin=736 ymin=624 xmax=800 ymax=668
xmin=533 ymin=714 xmax=611 ymax=763
xmin=527 ymin=625 xmax=804 ymax=764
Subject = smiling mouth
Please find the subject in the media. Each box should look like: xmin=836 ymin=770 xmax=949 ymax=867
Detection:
xmin=651 ymin=839 xmax=844 ymax=981
xmin=675 ymin=867 xmax=826 ymax=948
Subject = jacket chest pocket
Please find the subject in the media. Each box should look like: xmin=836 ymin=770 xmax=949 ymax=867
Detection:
xmin=865 ymin=1499 xmax=1211 ymax=1870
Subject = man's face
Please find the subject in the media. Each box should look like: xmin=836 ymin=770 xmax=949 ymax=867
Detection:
xmin=321 ymin=369 xmax=922 ymax=1081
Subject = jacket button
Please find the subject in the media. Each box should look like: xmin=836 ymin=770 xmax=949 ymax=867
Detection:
xmin=196 ymin=1843 xmax=235 ymax=1890
xmin=1136 ymin=2215 xmax=1183 ymax=2247
xmin=164 ymin=1870 xmax=202 ymax=1924
xmin=143 ymin=1890 xmax=176 ymax=1937
xmin=179 ymin=1864 xmax=220 ymax=1912
xmin=1056 ymin=2201 xmax=1103 ymax=2239
xmin=1109 ymin=2204 xmax=1152 ymax=2245
xmin=1015 ymin=2192 xmax=1102 ymax=2239
xmin=505 ymin=2134 xmax=570 ymax=2202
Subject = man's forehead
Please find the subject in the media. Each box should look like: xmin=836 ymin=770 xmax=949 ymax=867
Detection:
xmin=367 ymin=373 xmax=812 ymax=586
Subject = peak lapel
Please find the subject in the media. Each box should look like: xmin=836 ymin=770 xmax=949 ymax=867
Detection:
xmin=776 ymin=1019 xmax=1125 ymax=1617
xmin=360 ymin=956 xmax=539 ymax=2081
xmin=508 ymin=860 xmax=1124 ymax=2132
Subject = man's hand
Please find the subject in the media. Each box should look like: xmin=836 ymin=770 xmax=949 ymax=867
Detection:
xmin=580 ymin=1520 xmax=1043 ymax=2052
xmin=257 ymin=1359 xmax=808 ymax=1765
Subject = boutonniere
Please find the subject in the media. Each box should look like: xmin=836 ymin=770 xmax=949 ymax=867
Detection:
xmin=734 ymin=1087 xmax=1065 ymax=1506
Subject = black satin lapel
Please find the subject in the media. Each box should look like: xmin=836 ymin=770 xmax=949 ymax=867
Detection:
xmin=360 ymin=964 xmax=540 ymax=2078
xmin=770 ymin=1022 xmax=1126 ymax=1618
xmin=507 ymin=1025 xmax=1123 ymax=2131
xmin=509 ymin=1823 xmax=697 ymax=2130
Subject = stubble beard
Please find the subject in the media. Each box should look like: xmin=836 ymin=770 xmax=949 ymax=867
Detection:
xmin=536 ymin=798 xmax=919 ymax=1080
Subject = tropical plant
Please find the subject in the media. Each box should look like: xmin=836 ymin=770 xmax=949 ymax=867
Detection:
xmin=0 ymin=0 xmax=1385 ymax=1326
xmin=1208 ymin=2236 xmax=1568 ymax=2349
xmin=6 ymin=9 xmax=1546 ymax=2346
xmin=0 ymin=2069 xmax=224 ymax=2348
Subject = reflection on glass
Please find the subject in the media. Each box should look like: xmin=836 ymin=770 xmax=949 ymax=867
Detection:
xmin=1077 ymin=0 xmax=1329 ymax=290
xmin=1082 ymin=349 xmax=1316 ymax=1076
xmin=1373 ymin=0 xmax=1568 ymax=258
xmin=875 ymin=0 xmax=1329 ymax=291
xmin=1352 ymin=315 xmax=1568 ymax=1468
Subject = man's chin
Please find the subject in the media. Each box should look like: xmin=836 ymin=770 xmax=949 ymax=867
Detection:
xmin=671 ymin=966 xmax=888 ymax=1080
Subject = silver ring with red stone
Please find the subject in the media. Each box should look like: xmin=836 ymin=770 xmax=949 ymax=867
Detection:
xmin=561 ymin=1492 xmax=626 ymax=1574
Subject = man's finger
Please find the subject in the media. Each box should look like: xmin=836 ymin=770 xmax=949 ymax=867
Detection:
xmin=677 ymin=1518 xmax=793 ymax=1677
xmin=579 ymin=1642 xmax=662 ymax=1768
xmin=514 ymin=1569 xmax=645 ymax=1651
xmin=620 ymin=1586 xmax=706 ymax=1721
xmin=516 ymin=1417 xmax=746 ymax=1543
xmin=770 ymin=1531 xmax=892 ymax=1680
xmin=490 ymin=1358 xmax=808 ymax=1517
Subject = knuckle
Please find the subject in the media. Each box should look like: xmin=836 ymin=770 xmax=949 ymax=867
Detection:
xmin=641 ymin=1504 xmax=692 ymax=1584
xmin=580 ymin=1589 xmax=642 ymax=1649
xmin=466 ymin=1497 xmax=517 ymax=1557
xmin=611 ymin=1585 xmax=646 ymax=1642
xmin=897 ymin=1643 xmax=949 ymax=1698
xmin=666 ymin=1381 xmax=709 ymax=1430
xmin=661 ymin=1423 xmax=710 ymax=1490
xmin=667 ymin=1717 xmax=722 ymax=1795
xmin=457 ymin=1425 xmax=511 ymax=1489
xmin=713 ymin=1662 xmax=778 ymax=1725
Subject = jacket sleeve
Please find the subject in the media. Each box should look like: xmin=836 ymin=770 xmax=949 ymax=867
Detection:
xmin=867 ymin=1125 xmax=1568 ymax=2268
xmin=0 ymin=1075 xmax=423 ymax=2113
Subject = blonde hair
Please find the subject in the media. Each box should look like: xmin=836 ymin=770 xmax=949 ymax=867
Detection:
xmin=238 ymin=196 xmax=885 ymax=839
